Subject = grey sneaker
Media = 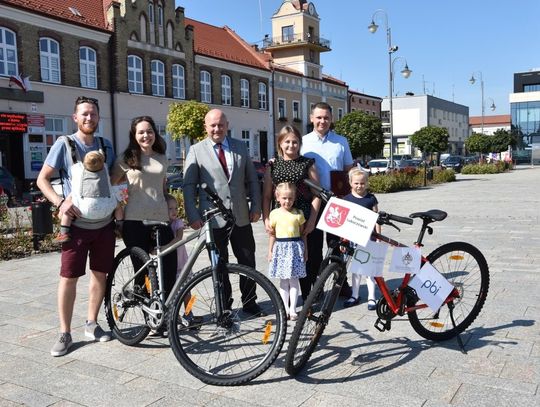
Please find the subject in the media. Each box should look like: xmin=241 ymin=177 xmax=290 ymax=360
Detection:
xmin=51 ymin=332 xmax=73 ymax=357
xmin=85 ymin=321 xmax=111 ymax=342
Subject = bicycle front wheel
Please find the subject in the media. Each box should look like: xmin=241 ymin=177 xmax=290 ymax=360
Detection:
xmin=104 ymin=247 xmax=157 ymax=346
xmin=284 ymin=262 xmax=344 ymax=376
xmin=168 ymin=264 xmax=287 ymax=386
xmin=408 ymin=241 xmax=489 ymax=341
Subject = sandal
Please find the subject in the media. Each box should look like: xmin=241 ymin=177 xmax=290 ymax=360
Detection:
xmin=367 ymin=299 xmax=377 ymax=311
xmin=343 ymin=297 xmax=360 ymax=308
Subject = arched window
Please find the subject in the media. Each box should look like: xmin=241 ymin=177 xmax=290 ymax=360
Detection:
xmin=0 ymin=27 xmax=18 ymax=77
xmin=166 ymin=22 xmax=173 ymax=48
xmin=258 ymin=82 xmax=267 ymax=110
xmin=157 ymin=2 xmax=164 ymax=46
xmin=172 ymin=64 xmax=185 ymax=99
xmin=151 ymin=60 xmax=165 ymax=96
xmin=139 ymin=14 xmax=147 ymax=42
xmin=240 ymin=79 xmax=250 ymax=108
xmin=148 ymin=1 xmax=155 ymax=44
xmin=221 ymin=74 xmax=231 ymax=105
xmin=127 ymin=55 xmax=143 ymax=93
xmin=200 ymin=70 xmax=212 ymax=103
xmin=40 ymin=37 xmax=61 ymax=83
xmin=79 ymin=46 xmax=97 ymax=89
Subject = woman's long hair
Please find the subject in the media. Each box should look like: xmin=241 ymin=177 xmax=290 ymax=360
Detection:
xmin=123 ymin=116 xmax=166 ymax=169
xmin=276 ymin=125 xmax=302 ymax=157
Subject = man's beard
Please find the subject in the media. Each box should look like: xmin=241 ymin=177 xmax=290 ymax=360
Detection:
xmin=79 ymin=122 xmax=97 ymax=135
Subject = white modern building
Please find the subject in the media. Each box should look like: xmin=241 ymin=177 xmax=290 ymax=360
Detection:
xmin=381 ymin=94 xmax=469 ymax=157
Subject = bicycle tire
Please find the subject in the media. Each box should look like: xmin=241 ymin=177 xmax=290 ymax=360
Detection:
xmin=104 ymin=247 xmax=158 ymax=346
xmin=284 ymin=262 xmax=344 ymax=376
xmin=168 ymin=264 xmax=287 ymax=386
xmin=408 ymin=241 xmax=489 ymax=341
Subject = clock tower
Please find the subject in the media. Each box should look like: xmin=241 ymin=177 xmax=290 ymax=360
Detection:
xmin=264 ymin=0 xmax=330 ymax=78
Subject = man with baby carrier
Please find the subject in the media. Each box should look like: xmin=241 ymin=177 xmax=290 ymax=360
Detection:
xmin=37 ymin=96 xmax=116 ymax=357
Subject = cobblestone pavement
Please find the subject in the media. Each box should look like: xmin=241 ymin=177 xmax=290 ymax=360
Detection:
xmin=1 ymin=166 xmax=539 ymax=406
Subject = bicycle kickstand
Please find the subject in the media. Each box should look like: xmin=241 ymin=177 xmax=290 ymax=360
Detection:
xmin=448 ymin=302 xmax=467 ymax=354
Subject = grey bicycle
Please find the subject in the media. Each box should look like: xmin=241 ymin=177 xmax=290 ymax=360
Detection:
xmin=104 ymin=184 xmax=287 ymax=386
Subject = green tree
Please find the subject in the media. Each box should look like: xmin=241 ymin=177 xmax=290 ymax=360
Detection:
xmin=465 ymin=132 xmax=491 ymax=154
xmin=410 ymin=126 xmax=449 ymax=156
xmin=334 ymin=111 xmax=384 ymax=160
xmin=167 ymin=101 xmax=209 ymax=142
xmin=490 ymin=129 xmax=516 ymax=153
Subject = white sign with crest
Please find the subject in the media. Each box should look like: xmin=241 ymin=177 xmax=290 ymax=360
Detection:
xmin=347 ymin=240 xmax=388 ymax=277
xmin=316 ymin=197 xmax=379 ymax=247
xmin=389 ymin=246 xmax=421 ymax=274
xmin=408 ymin=262 xmax=454 ymax=311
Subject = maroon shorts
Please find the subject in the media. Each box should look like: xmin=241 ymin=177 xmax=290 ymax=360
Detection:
xmin=60 ymin=222 xmax=115 ymax=278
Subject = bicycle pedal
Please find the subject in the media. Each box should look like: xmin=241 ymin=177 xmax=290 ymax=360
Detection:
xmin=374 ymin=318 xmax=391 ymax=332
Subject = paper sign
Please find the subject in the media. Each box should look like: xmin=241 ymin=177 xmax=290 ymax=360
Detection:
xmin=408 ymin=262 xmax=454 ymax=311
xmin=389 ymin=246 xmax=421 ymax=274
xmin=316 ymin=197 xmax=379 ymax=246
xmin=347 ymin=240 xmax=388 ymax=277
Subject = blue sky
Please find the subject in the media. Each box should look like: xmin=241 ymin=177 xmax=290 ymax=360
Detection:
xmin=178 ymin=0 xmax=540 ymax=116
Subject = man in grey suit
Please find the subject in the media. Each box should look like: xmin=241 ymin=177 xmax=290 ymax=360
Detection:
xmin=183 ymin=109 xmax=264 ymax=315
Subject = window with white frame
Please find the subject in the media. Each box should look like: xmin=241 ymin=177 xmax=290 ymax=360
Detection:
xmin=282 ymin=25 xmax=294 ymax=42
xmin=172 ymin=64 xmax=185 ymax=99
xmin=151 ymin=60 xmax=165 ymax=96
xmin=278 ymin=98 xmax=286 ymax=119
xmin=221 ymin=74 xmax=231 ymax=105
xmin=200 ymin=70 xmax=212 ymax=103
xmin=148 ymin=2 xmax=154 ymax=23
xmin=40 ymin=37 xmax=61 ymax=83
xmin=258 ymin=82 xmax=267 ymax=110
xmin=45 ymin=117 xmax=66 ymax=152
xmin=241 ymin=130 xmax=250 ymax=153
xmin=240 ymin=79 xmax=250 ymax=108
xmin=128 ymin=55 xmax=143 ymax=93
xmin=293 ymin=100 xmax=300 ymax=120
xmin=157 ymin=4 xmax=163 ymax=26
xmin=338 ymin=108 xmax=344 ymax=120
xmin=0 ymin=27 xmax=18 ymax=77
xmin=79 ymin=46 xmax=97 ymax=89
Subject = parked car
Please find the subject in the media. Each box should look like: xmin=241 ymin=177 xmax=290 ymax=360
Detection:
xmin=367 ymin=159 xmax=397 ymax=174
xmin=464 ymin=155 xmax=479 ymax=165
xmin=410 ymin=158 xmax=424 ymax=168
xmin=397 ymin=159 xmax=417 ymax=171
xmin=0 ymin=166 xmax=16 ymax=199
xmin=166 ymin=164 xmax=183 ymax=191
xmin=441 ymin=156 xmax=464 ymax=172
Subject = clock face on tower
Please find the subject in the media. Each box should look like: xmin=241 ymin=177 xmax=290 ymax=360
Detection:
xmin=308 ymin=2 xmax=315 ymax=15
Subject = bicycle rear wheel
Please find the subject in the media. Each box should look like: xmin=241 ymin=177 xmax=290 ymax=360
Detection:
xmin=408 ymin=241 xmax=489 ymax=341
xmin=104 ymin=247 xmax=157 ymax=346
xmin=284 ymin=262 xmax=344 ymax=376
xmin=168 ymin=264 xmax=287 ymax=386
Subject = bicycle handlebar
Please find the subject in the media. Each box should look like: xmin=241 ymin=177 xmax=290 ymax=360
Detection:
xmin=201 ymin=183 xmax=234 ymax=223
xmin=303 ymin=178 xmax=334 ymax=202
xmin=377 ymin=211 xmax=414 ymax=225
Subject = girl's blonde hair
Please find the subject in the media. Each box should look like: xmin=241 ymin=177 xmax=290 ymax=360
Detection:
xmin=348 ymin=167 xmax=369 ymax=183
xmin=165 ymin=193 xmax=177 ymax=204
xmin=274 ymin=182 xmax=296 ymax=199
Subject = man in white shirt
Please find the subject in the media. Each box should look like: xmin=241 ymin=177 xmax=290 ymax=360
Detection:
xmin=300 ymin=102 xmax=354 ymax=300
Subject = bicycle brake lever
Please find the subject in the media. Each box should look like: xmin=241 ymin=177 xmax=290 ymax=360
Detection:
xmin=389 ymin=222 xmax=401 ymax=232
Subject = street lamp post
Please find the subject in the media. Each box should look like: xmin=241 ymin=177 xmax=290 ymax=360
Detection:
xmin=369 ymin=10 xmax=411 ymax=167
xmin=469 ymin=72 xmax=496 ymax=135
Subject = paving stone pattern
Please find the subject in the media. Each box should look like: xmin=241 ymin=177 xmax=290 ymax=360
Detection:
xmin=0 ymin=166 xmax=539 ymax=406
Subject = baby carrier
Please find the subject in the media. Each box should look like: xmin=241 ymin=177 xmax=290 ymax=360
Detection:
xmin=61 ymin=135 xmax=118 ymax=220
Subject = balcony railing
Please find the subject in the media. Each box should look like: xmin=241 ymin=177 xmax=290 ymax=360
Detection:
xmin=263 ymin=33 xmax=331 ymax=49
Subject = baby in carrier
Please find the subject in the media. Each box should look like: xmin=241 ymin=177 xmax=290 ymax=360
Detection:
xmin=54 ymin=150 xmax=126 ymax=243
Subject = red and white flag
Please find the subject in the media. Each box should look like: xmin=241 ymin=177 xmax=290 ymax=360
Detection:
xmin=9 ymin=75 xmax=31 ymax=92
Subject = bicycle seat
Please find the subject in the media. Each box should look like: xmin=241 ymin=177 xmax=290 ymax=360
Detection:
xmin=409 ymin=209 xmax=447 ymax=222
xmin=142 ymin=220 xmax=169 ymax=227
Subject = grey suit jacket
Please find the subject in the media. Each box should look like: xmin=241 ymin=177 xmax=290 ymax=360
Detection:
xmin=183 ymin=137 xmax=261 ymax=228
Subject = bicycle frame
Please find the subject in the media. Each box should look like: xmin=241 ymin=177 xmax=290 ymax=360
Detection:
xmin=118 ymin=206 xmax=228 ymax=319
